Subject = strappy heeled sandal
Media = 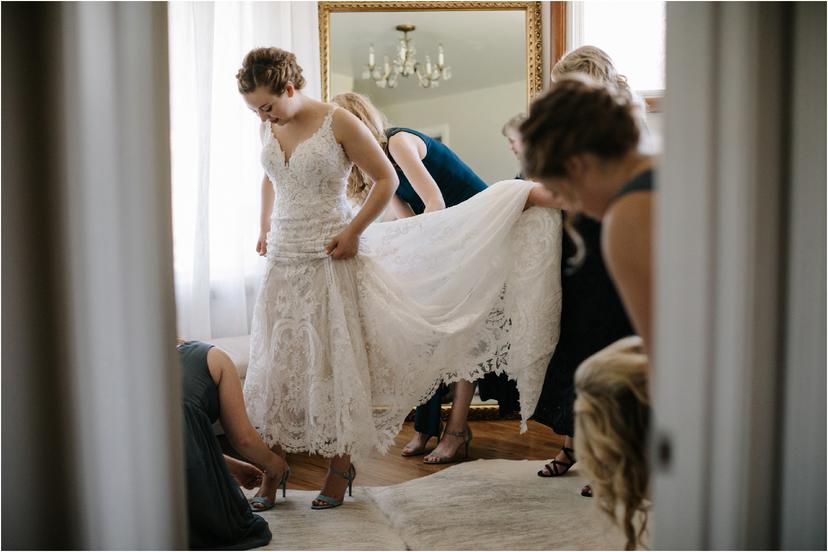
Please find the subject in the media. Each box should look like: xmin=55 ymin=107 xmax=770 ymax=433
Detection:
xmin=538 ymin=446 xmax=576 ymax=477
xmin=401 ymin=424 xmax=443 ymax=457
xmin=423 ymin=426 xmax=473 ymax=464
xmin=311 ymin=464 xmax=356 ymax=510
xmin=248 ymin=466 xmax=291 ymax=511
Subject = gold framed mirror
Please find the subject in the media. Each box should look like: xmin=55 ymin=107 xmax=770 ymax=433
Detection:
xmin=319 ymin=2 xmax=542 ymax=103
xmin=319 ymin=1 xmax=542 ymax=187
xmin=319 ymin=1 xmax=542 ymax=416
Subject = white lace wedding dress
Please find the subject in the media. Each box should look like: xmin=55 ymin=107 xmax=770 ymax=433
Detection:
xmin=243 ymin=107 xmax=562 ymax=461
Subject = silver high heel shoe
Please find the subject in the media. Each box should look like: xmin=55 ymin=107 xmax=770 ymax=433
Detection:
xmin=248 ymin=466 xmax=291 ymax=512
xmin=423 ymin=426 xmax=473 ymax=464
xmin=311 ymin=464 xmax=356 ymax=510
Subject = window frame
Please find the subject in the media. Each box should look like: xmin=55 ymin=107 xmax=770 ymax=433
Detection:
xmin=550 ymin=1 xmax=664 ymax=113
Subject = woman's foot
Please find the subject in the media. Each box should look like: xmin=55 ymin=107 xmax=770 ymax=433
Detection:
xmin=312 ymin=455 xmax=353 ymax=509
xmin=538 ymin=435 xmax=576 ymax=477
xmin=401 ymin=429 xmax=439 ymax=456
xmin=249 ymin=456 xmax=290 ymax=511
xmin=538 ymin=446 xmax=576 ymax=477
xmin=423 ymin=426 xmax=472 ymax=464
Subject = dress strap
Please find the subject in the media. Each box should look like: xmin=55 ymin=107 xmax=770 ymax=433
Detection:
xmin=609 ymin=169 xmax=654 ymax=205
xmin=323 ymin=105 xmax=336 ymax=130
xmin=260 ymin=120 xmax=272 ymax=145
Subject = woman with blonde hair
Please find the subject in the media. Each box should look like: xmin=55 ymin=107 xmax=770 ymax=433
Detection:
xmin=574 ymin=335 xmax=650 ymax=550
xmin=531 ymin=47 xmax=638 ymax=489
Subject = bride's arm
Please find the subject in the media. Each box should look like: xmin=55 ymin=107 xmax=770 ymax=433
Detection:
xmin=256 ymin=121 xmax=275 ymax=256
xmin=326 ymin=109 xmax=399 ymax=259
xmin=256 ymin=175 xmax=275 ymax=256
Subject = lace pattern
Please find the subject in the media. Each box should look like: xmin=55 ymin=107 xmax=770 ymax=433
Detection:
xmin=243 ymin=106 xmax=562 ymax=460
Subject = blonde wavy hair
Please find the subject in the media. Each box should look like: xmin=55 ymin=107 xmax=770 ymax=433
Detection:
xmin=552 ymin=46 xmax=631 ymax=93
xmin=331 ymin=92 xmax=390 ymax=205
xmin=574 ymin=336 xmax=650 ymax=550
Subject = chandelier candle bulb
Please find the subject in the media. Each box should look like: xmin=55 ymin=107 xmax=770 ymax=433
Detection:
xmin=364 ymin=23 xmax=451 ymax=89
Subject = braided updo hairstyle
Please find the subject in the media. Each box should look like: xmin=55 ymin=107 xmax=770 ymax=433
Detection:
xmin=236 ymin=47 xmax=306 ymax=95
xmin=519 ymin=74 xmax=640 ymax=181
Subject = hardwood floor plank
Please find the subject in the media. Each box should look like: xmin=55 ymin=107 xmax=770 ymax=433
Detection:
xmin=282 ymin=420 xmax=565 ymax=491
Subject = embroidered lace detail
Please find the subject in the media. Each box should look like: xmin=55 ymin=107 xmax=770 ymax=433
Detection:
xmin=244 ymin=106 xmax=562 ymax=461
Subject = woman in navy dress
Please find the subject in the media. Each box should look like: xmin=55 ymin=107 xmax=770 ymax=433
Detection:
xmin=521 ymin=47 xmax=642 ymax=491
xmin=179 ymin=340 xmax=290 ymax=548
xmin=332 ymin=92 xmax=489 ymax=464
xmin=519 ymin=74 xmax=655 ymax=549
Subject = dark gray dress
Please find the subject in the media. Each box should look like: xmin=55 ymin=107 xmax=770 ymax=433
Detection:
xmin=179 ymin=340 xmax=271 ymax=550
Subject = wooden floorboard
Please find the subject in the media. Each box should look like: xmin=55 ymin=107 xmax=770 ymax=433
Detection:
xmin=282 ymin=420 xmax=564 ymax=491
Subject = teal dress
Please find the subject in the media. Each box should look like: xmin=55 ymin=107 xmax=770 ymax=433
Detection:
xmin=179 ymin=341 xmax=271 ymax=550
xmin=385 ymin=127 xmax=488 ymax=436
xmin=386 ymin=127 xmax=487 ymax=215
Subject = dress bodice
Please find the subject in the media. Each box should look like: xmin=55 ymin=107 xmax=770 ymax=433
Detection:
xmin=261 ymin=107 xmax=354 ymax=262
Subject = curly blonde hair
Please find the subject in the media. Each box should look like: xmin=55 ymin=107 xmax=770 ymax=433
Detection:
xmin=574 ymin=336 xmax=650 ymax=550
xmin=236 ymin=47 xmax=306 ymax=95
xmin=552 ymin=45 xmax=632 ymax=94
xmin=331 ymin=92 xmax=390 ymax=205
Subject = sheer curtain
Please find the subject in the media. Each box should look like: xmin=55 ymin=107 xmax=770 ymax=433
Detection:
xmin=168 ymin=2 xmax=320 ymax=339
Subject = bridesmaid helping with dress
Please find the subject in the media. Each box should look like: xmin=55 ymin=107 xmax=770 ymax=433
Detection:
xmin=520 ymin=75 xmax=655 ymax=549
xmin=178 ymin=340 xmax=287 ymax=547
xmin=235 ymin=47 xmax=564 ymax=511
xmin=332 ymin=91 xmax=490 ymax=464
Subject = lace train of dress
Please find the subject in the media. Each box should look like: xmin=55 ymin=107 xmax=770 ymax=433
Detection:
xmin=243 ymin=108 xmax=562 ymax=461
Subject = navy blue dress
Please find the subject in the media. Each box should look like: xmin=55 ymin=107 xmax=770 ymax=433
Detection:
xmin=385 ymin=127 xmax=488 ymax=436
xmin=179 ymin=341 xmax=271 ymax=550
xmin=386 ymin=127 xmax=487 ymax=215
xmin=532 ymin=170 xmax=652 ymax=436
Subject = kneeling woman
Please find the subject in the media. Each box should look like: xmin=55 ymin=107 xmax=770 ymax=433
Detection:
xmin=179 ymin=340 xmax=289 ymax=549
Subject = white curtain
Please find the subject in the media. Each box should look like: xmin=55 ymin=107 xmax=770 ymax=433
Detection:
xmin=168 ymin=1 xmax=320 ymax=339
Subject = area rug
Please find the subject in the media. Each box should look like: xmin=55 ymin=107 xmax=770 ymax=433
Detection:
xmin=250 ymin=459 xmax=626 ymax=550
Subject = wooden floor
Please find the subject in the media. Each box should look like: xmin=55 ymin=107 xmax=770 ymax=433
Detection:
xmin=282 ymin=420 xmax=564 ymax=491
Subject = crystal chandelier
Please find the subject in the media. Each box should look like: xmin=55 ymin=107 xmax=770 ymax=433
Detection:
xmin=362 ymin=24 xmax=452 ymax=89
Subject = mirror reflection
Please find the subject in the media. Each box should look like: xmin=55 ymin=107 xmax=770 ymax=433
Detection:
xmin=329 ymin=10 xmax=528 ymax=183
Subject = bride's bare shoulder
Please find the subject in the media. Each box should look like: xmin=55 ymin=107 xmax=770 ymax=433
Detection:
xmin=330 ymin=106 xmax=367 ymax=142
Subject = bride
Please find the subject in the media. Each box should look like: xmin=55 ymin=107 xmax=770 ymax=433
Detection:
xmin=236 ymin=47 xmax=563 ymax=510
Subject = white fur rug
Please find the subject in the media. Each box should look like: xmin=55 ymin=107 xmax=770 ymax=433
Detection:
xmin=250 ymin=459 xmax=626 ymax=550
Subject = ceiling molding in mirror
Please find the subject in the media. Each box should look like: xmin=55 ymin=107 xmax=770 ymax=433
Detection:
xmin=318 ymin=1 xmax=543 ymax=104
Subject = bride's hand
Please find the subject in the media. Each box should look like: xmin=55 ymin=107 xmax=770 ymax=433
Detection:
xmin=325 ymin=228 xmax=360 ymax=260
xmin=256 ymin=231 xmax=267 ymax=257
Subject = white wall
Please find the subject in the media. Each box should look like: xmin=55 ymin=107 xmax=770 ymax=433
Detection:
xmin=330 ymin=71 xmax=354 ymax=96
xmin=380 ymin=81 xmax=526 ymax=184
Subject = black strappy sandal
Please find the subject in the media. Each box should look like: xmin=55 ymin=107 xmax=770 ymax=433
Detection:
xmin=538 ymin=446 xmax=576 ymax=477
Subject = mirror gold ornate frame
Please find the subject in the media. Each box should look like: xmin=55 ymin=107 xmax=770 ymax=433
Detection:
xmin=318 ymin=1 xmax=543 ymax=105
xmin=319 ymin=1 xmax=542 ymax=420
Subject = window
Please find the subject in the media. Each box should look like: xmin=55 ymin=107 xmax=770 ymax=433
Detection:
xmin=565 ymin=1 xmax=666 ymax=96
